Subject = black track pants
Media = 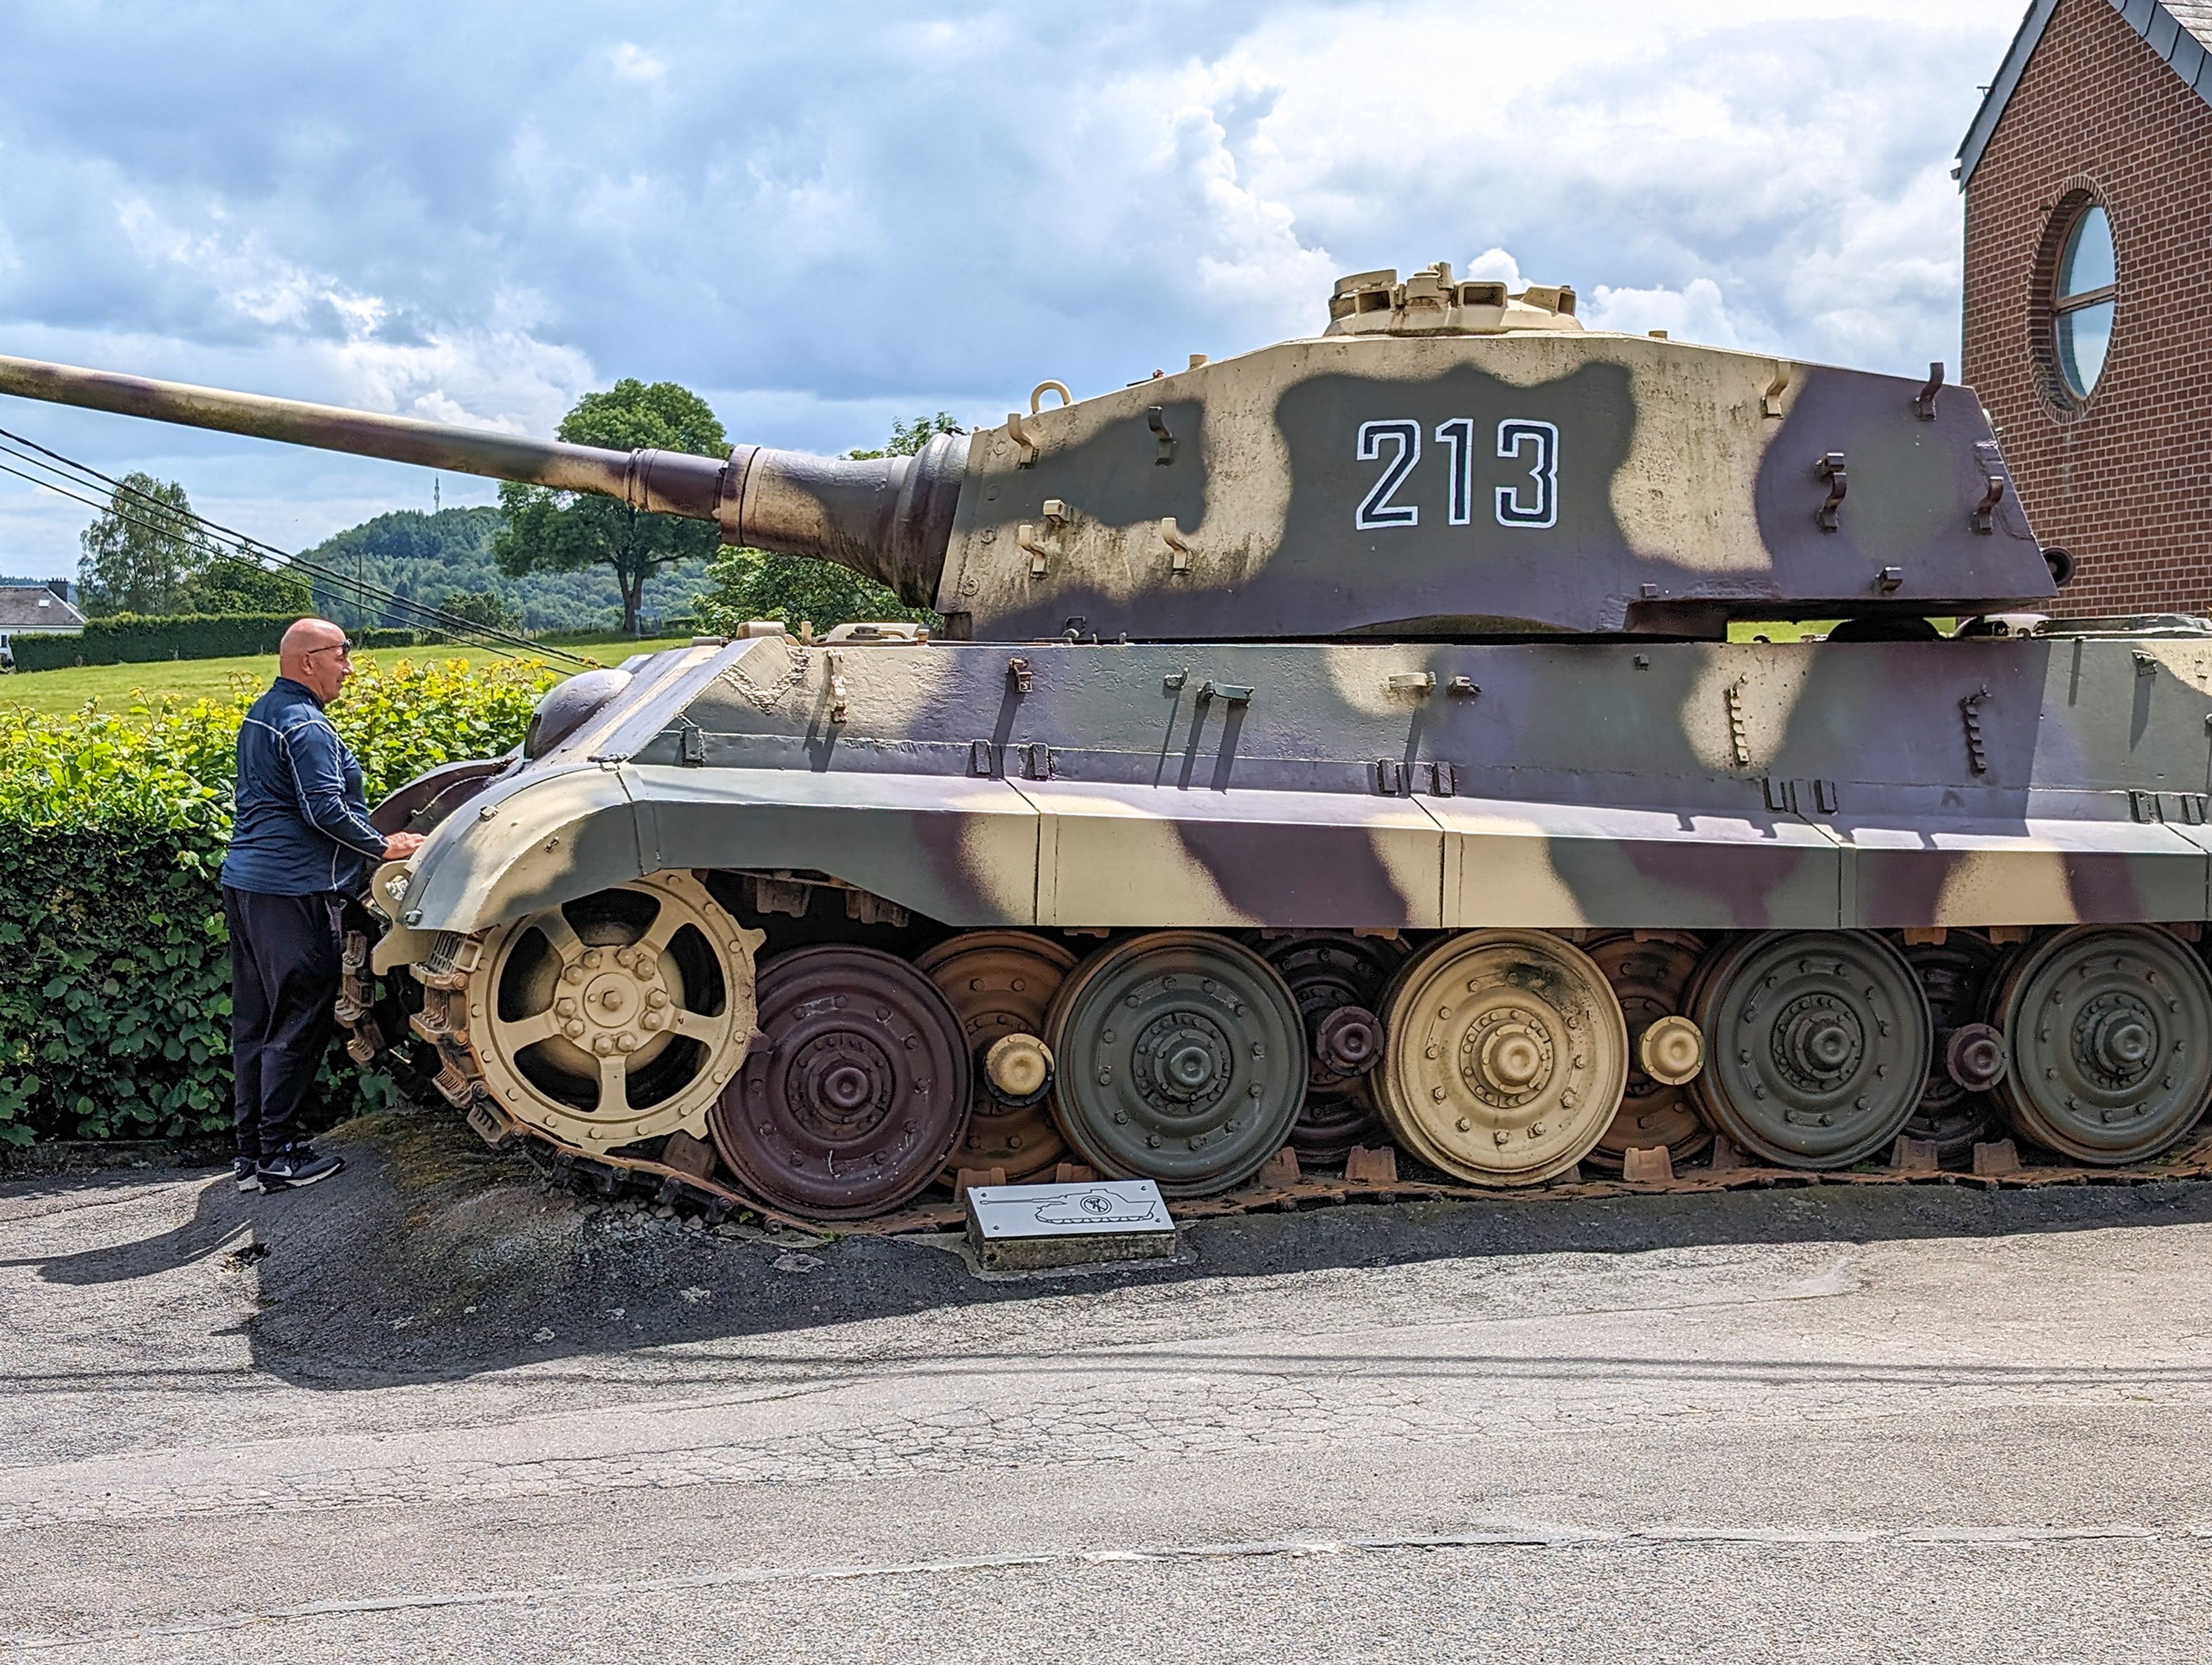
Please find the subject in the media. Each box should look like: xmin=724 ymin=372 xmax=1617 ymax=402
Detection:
xmin=224 ymin=886 xmax=344 ymax=1159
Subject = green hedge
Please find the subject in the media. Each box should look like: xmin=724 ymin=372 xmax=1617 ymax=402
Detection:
xmin=0 ymin=655 xmax=558 ymax=1145
xmin=14 ymin=612 xmax=298 ymax=671
xmin=14 ymin=616 xmax=424 ymax=670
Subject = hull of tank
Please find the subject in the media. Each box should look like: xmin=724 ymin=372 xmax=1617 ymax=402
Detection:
xmin=347 ymin=625 xmax=2212 ymax=1221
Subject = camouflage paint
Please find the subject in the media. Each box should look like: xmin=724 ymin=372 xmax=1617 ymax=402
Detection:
xmin=0 ymin=287 xmax=2051 ymax=643
xmin=355 ymin=627 xmax=2212 ymax=940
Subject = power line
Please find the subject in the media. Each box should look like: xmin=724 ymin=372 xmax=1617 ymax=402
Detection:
xmin=0 ymin=427 xmax=571 ymax=662
xmin=0 ymin=449 xmax=549 ymax=667
xmin=0 ymin=425 xmax=597 ymax=667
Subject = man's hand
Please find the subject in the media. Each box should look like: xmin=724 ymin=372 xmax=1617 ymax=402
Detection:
xmin=382 ymin=832 xmax=426 ymax=860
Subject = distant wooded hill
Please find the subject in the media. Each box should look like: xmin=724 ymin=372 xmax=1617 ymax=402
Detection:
xmin=300 ymin=507 xmax=713 ymax=635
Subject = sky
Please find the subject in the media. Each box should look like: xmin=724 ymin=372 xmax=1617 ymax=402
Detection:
xmin=0 ymin=0 xmax=2031 ymax=577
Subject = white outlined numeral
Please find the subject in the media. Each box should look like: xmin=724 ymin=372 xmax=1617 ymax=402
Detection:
xmin=1354 ymin=419 xmax=1421 ymax=529
xmin=1494 ymin=419 xmax=1558 ymax=529
xmin=1351 ymin=415 xmax=1560 ymax=530
xmin=1434 ymin=417 xmax=1474 ymax=526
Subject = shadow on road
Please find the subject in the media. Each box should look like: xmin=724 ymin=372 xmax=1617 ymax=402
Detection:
xmin=10 ymin=1109 xmax=2212 ymax=1391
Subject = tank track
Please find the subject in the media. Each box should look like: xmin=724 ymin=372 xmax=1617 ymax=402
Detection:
xmin=335 ymin=907 xmax=2212 ymax=1234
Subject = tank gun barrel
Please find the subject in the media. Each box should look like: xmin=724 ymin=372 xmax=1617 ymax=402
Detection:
xmin=0 ymin=353 xmax=963 ymax=607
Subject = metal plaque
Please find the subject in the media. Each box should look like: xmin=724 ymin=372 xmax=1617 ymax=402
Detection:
xmin=964 ymin=1179 xmax=1177 ymax=1270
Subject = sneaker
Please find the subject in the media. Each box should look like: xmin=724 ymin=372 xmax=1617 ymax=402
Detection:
xmin=257 ymin=1144 xmax=344 ymax=1192
xmin=232 ymin=1156 xmax=261 ymax=1194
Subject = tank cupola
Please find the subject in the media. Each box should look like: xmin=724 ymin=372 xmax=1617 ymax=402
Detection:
xmin=1324 ymin=263 xmax=1586 ymax=338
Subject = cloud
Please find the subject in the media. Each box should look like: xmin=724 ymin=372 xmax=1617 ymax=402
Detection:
xmin=0 ymin=0 xmax=2025 ymax=572
xmin=1584 ymin=279 xmax=1743 ymax=348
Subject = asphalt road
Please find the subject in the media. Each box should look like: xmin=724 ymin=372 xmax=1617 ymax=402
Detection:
xmin=5 ymin=1117 xmax=2212 ymax=1663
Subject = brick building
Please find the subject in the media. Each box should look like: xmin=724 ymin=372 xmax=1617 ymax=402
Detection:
xmin=1957 ymin=0 xmax=2212 ymax=616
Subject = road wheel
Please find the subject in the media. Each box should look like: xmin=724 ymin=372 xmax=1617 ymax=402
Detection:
xmin=1583 ymin=931 xmax=1710 ymax=1173
xmin=1901 ymin=932 xmax=2008 ymax=1162
xmin=1991 ymin=925 xmax=2212 ymax=1165
xmin=709 ymin=945 xmax=971 ymax=1219
xmin=1685 ymin=930 xmax=1930 ymax=1169
xmin=1044 ymin=931 xmax=1306 ymax=1196
xmin=915 ymin=931 xmax=1077 ymax=1182
xmin=1255 ymin=932 xmax=1408 ymax=1163
xmin=1372 ymin=930 xmax=1628 ymax=1186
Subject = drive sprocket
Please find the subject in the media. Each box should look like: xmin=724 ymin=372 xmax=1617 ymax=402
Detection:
xmin=425 ymin=871 xmax=764 ymax=1151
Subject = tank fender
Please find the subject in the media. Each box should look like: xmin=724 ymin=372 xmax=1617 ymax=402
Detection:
xmin=387 ymin=761 xmax=1046 ymax=939
xmin=1829 ymin=805 xmax=2212 ymax=927
xmin=1428 ymin=795 xmax=2212 ymax=932
xmin=384 ymin=763 xmax=648 ymax=938
xmin=368 ymin=752 xmax=518 ymax=836
xmin=1013 ymin=780 xmax=1444 ymax=929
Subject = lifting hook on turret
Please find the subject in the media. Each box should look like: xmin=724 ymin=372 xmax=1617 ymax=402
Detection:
xmin=1914 ymin=362 xmax=1944 ymax=420
xmin=1159 ymin=517 xmax=1192 ymax=574
xmin=1815 ymin=452 xmax=1848 ymax=533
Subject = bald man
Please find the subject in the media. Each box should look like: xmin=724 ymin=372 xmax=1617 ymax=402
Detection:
xmin=220 ymin=620 xmax=423 ymax=1193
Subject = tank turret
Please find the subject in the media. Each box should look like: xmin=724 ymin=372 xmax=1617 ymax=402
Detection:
xmin=0 ymin=263 xmax=2053 ymax=640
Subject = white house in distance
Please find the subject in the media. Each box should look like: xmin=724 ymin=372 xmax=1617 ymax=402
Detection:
xmin=0 ymin=581 xmax=87 ymax=661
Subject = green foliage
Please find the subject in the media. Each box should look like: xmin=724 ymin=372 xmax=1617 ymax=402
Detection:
xmin=695 ymin=414 xmax=957 ymax=635
xmin=437 ymin=588 xmax=520 ymax=632
xmin=695 ymin=551 xmax=935 ymax=635
xmin=10 ymin=611 xmax=419 ymax=672
xmin=843 ymin=411 xmax=963 ymax=460
xmin=496 ymin=381 xmax=728 ymax=635
xmin=76 ymin=473 xmax=216 ymax=616
xmin=0 ymin=656 xmax=558 ymax=1144
xmin=303 ymin=507 xmax=710 ymax=637
xmin=321 ymin=655 xmax=555 ymax=806
xmin=308 ymin=507 xmax=500 ymax=633
xmin=11 ymin=612 xmax=301 ymax=672
xmin=179 ymin=560 xmax=313 ymax=617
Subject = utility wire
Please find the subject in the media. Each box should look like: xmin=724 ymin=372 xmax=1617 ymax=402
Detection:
xmin=0 ymin=454 xmax=539 ymax=666
xmin=0 ymin=454 xmax=531 ymax=662
xmin=0 ymin=439 xmax=559 ymax=662
xmin=0 ymin=424 xmax=601 ymax=667
xmin=0 ymin=431 xmax=581 ymax=664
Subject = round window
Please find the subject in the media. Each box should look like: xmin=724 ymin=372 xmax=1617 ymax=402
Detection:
xmin=2052 ymin=203 xmax=2116 ymax=400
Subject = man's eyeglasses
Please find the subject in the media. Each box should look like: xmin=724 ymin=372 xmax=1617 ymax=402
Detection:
xmin=303 ymin=643 xmax=354 ymax=663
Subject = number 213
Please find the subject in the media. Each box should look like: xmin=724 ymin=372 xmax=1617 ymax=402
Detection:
xmin=1355 ymin=418 xmax=1558 ymax=531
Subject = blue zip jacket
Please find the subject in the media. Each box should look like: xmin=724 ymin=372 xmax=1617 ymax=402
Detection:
xmin=219 ymin=677 xmax=386 ymax=896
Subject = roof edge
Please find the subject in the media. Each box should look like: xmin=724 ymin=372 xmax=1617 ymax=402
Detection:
xmin=1957 ymin=0 xmax=2063 ymax=191
xmin=1959 ymin=0 xmax=2212 ymax=191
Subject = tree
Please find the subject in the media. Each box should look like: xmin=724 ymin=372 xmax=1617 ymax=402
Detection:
xmin=495 ymin=380 xmax=727 ymax=636
xmin=435 ymin=588 xmax=520 ymax=632
xmin=843 ymin=411 xmax=963 ymax=461
xmin=695 ymin=414 xmax=958 ymax=635
xmin=76 ymin=473 xmax=215 ymax=616
xmin=696 ymin=549 xmax=934 ymax=635
xmin=177 ymin=560 xmax=312 ymax=616
xmin=304 ymin=506 xmax=711 ymax=635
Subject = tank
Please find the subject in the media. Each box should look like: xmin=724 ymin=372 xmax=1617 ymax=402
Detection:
xmin=10 ymin=260 xmax=2212 ymax=1225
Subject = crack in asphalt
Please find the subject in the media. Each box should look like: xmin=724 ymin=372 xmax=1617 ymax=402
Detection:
xmin=6 ymin=1522 xmax=2207 ymax=1653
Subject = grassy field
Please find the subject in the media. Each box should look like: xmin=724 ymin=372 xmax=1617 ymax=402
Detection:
xmin=1728 ymin=620 xmax=1956 ymax=643
xmin=0 ymin=634 xmax=695 ymax=716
